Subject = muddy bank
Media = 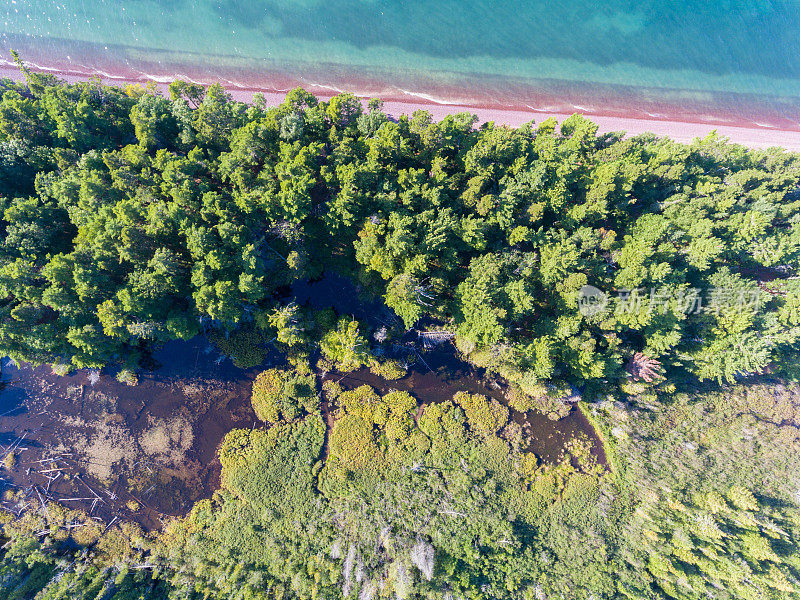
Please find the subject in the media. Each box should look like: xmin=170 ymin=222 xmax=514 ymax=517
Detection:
xmin=0 ymin=338 xmax=269 ymax=530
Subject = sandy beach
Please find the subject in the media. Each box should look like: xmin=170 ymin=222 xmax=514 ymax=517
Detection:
xmin=3 ymin=61 xmax=800 ymax=151
xmin=378 ymin=100 xmax=800 ymax=151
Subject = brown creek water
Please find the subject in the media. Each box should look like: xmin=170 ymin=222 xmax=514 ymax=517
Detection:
xmin=0 ymin=338 xmax=266 ymax=530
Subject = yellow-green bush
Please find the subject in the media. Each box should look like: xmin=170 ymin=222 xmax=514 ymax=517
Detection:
xmin=369 ymin=358 xmax=407 ymax=380
xmin=336 ymin=385 xmax=382 ymax=422
xmin=453 ymin=391 xmax=509 ymax=436
xmin=325 ymin=386 xmax=420 ymax=486
xmin=321 ymin=379 xmax=343 ymax=401
xmin=251 ymin=369 xmax=284 ymax=423
xmin=251 ymin=367 xmax=317 ymax=423
xmin=383 ymin=390 xmax=416 ymax=416
xmin=3 ymin=452 xmax=15 ymax=470
xmin=218 ymin=414 xmax=325 ymax=520
xmin=417 ymin=400 xmax=466 ymax=442
xmin=328 ymin=413 xmax=380 ymax=472
xmin=115 ymin=368 xmax=138 ymax=386
xmin=381 ymin=391 xmax=416 ymax=442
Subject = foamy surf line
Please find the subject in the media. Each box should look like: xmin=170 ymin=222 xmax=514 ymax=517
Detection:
xmin=2 ymin=63 xmax=800 ymax=151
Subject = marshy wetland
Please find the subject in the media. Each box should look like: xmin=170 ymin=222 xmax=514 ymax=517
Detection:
xmin=0 ymin=277 xmax=605 ymax=531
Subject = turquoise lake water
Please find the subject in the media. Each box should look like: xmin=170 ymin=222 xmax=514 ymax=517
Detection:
xmin=1 ymin=0 xmax=800 ymax=117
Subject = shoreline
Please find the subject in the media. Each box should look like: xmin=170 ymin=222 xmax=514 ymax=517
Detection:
xmin=3 ymin=61 xmax=800 ymax=151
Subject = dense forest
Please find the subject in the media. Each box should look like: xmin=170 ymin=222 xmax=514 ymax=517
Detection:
xmin=0 ymin=56 xmax=799 ymax=389
xmin=0 ymin=60 xmax=799 ymax=599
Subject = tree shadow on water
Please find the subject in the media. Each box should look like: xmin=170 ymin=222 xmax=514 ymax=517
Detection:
xmin=0 ymin=385 xmax=28 ymax=419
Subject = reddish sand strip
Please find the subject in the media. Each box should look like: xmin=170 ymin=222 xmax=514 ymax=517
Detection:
xmin=2 ymin=64 xmax=799 ymax=151
xmin=378 ymin=100 xmax=800 ymax=151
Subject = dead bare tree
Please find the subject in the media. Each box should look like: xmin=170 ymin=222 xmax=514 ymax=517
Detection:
xmin=625 ymin=352 xmax=663 ymax=382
